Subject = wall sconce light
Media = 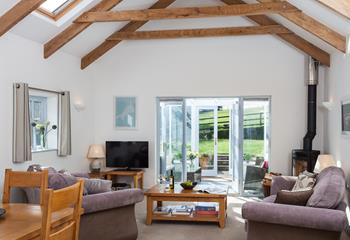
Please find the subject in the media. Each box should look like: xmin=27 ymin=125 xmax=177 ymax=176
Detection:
xmin=74 ymin=101 xmax=85 ymax=112
xmin=321 ymin=101 xmax=333 ymax=111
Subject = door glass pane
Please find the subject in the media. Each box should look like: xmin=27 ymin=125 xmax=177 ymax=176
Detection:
xmin=198 ymin=109 xmax=214 ymax=171
xmin=159 ymin=101 xmax=183 ymax=182
xmin=243 ymin=99 xmax=270 ymax=197
xmin=217 ymin=106 xmax=230 ymax=176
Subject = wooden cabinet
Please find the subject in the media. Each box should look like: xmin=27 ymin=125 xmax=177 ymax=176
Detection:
xmin=89 ymin=170 xmax=144 ymax=190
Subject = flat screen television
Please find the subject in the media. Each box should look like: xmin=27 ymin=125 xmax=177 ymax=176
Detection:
xmin=106 ymin=141 xmax=149 ymax=169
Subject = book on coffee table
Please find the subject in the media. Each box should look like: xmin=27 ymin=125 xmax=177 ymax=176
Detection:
xmin=194 ymin=203 xmax=218 ymax=216
xmin=153 ymin=206 xmax=172 ymax=215
xmin=172 ymin=205 xmax=193 ymax=216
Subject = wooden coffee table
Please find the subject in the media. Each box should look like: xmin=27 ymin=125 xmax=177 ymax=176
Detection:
xmin=144 ymin=184 xmax=228 ymax=228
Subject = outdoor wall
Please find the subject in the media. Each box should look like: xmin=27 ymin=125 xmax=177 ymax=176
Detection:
xmin=0 ymin=33 xmax=94 ymax=200
xmin=325 ymin=52 xmax=350 ymax=181
xmin=88 ymin=25 xmax=325 ymax=188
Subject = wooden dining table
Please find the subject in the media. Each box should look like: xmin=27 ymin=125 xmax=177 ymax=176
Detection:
xmin=0 ymin=203 xmax=74 ymax=240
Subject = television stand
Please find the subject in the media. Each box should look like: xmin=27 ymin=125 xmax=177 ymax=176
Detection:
xmin=113 ymin=168 xmax=142 ymax=172
xmin=105 ymin=170 xmax=144 ymax=189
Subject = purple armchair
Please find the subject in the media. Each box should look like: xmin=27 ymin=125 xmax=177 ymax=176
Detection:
xmin=242 ymin=167 xmax=348 ymax=240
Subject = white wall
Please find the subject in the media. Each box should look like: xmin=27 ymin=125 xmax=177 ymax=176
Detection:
xmin=0 ymin=15 xmax=331 ymax=193
xmin=0 ymin=33 xmax=94 ymax=199
xmin=325 ymin=52 xmax=350 ymax=181
xmin=89 ymin=34 xmax=325 ymax=188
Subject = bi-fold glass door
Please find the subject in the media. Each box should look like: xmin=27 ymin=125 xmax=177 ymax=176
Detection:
xmin=158 ymin=100 xmax=185 ymax=182
xmin=157 ymin=97 xmax=270 ymax=196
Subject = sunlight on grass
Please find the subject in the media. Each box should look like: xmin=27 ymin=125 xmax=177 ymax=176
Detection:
xmin=199 ymin=139 xmax=264 ymax=157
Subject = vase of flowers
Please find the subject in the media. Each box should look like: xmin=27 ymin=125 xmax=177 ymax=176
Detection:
xmin=31 ymin=121 xmax=57 ymax=149
xmin=187 ymin=151 xmax=199 ymax=169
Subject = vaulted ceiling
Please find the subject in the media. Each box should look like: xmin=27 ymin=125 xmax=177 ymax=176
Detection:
xmin=1 ymin=0 xmax=349 ymax=69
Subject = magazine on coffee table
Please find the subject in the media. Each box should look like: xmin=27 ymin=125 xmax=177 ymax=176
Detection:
xmin=196 ymin=186 xmax=227 ymax=195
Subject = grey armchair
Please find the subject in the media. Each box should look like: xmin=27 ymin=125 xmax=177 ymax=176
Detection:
xmin=242 ymin=167 xmax=348 ymax=240
xmin=22 ymin=167 xmax=144 ymax=240
xmin=79 ymin=188 xmax=144 ymax=240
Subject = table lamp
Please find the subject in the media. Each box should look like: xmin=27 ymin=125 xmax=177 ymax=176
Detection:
xmin=313 ymin=154 xmax=336 ymax=173
xmin=87 ymin=144 xmax=105 ymax=173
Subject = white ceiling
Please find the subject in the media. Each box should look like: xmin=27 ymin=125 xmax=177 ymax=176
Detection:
xmin=2 ymin=0 xmax=350 ymax=58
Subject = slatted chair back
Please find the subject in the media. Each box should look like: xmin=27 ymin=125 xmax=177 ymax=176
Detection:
xmin=2 ymin=168 xmax=48 ymax=204
xmin=41 ymin=179 xmax=84 ymax=240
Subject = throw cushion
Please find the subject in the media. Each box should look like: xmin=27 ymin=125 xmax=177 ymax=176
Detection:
xmin=307 ymin=166 xmax=345 ymax=209
xmin=25 ymin=172 xmax=78 ymax=204
xmin=83 ymin=178 xmax=112 ymax=194
xmin=48 ymin=173 xmax=77 ymax=190
xmin=275 ymin=189 xmax=314 ymax=206
xmin=292 ymin=171 xmax=317 ymax=191
xmin=25 ymin=165 xmax=59 ymax=204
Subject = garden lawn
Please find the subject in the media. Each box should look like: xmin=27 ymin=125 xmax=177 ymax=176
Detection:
xmin=199 ymin=139 xmax=264 ymax=157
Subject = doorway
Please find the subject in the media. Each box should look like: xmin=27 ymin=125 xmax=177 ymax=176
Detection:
xmin=157 ymin=97 xmax=270 ymax=196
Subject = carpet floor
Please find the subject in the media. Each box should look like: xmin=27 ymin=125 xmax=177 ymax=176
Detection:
xmin=135 ymin=196 xmax=350 ymax=240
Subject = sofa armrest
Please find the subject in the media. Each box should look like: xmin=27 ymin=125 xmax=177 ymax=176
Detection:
xmin=82 ymin=189 xmax=144 ymax=214
xmin=242 ymin=202 xmax=347 ymax=232
xmin=271 ymin=176 xmax=297 ymax=195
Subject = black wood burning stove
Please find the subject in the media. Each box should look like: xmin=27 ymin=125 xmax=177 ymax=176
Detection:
xmin=292 ymin=57 xmax=320 ymax=176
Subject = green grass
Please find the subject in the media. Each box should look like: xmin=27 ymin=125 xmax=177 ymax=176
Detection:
xmin=199 ymin=139 xmax=264 ymax=157
xmin=198 ymin=107 xmax=265 ymax=129
xmin=197 ymin=107 xmax=265 ymax=159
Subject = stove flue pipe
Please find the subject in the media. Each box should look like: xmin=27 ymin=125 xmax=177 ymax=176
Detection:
xmin=303 ymin=57 xmax=319 ymax=151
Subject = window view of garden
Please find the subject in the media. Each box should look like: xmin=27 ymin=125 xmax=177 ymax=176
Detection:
xmin=198 ymin=106 xmax=266 ymax=162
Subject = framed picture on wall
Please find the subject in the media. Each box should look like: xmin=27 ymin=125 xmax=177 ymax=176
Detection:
xmin=341 ymin=98 xmax=350 ymax=136
xmin=114 ymin=96 xmax=137 ymax=129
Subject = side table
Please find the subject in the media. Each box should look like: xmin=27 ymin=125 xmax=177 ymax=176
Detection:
xmin=262 ymin=172 xmax=282 ymax=197
xmin=105 ymin=170 xmax=144 ymax=190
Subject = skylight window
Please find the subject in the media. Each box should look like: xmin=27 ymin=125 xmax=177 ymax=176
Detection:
xmin=38 ymin=0 xmax=81 ymax=21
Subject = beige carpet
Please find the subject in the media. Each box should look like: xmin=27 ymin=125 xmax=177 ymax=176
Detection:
xmin=135 ymin=196 xmax=350 ymax=240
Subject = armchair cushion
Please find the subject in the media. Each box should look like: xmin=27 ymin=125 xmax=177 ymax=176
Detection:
xmin=292 ymin=171 xmax=316 ymax=191
xmin=48 ymin=173 xmax=77 ymax=190
xmin=242 ymin=201 xmax=347 ymax=232
xmin=275 ymin=189 xmax=314 ymax=206
xmin=82 ymin=189 xmax=144 ymax=214
xmin=83 ymin=178 xmax=112 ymax=194
xmin=307 ymin=166 xmax=345 ymax=209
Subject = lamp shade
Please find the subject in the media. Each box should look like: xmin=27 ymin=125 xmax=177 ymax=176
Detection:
xmin=87 ymin=144 xmax=105 ymax=159
xmin=314 ymin=154 xmax=336 ymax=173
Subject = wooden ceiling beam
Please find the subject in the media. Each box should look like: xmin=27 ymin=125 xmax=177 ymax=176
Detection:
xmin=221 ymin=0 xmax=330 ymax=66
xmin=257 ymin=0 xmax=346 ymax=53
xmin=0 ymin=0 xmax=46 ymax=37
xmin=106 ymin=25 xmax=291 ymax=40
xmin=75 ymin=2 xmax=299 ymax=23
xmin=81 ymin=0 xmax=176 ymax=69
xmin=81 ymin=0 xmax=331 ymax=69
xmin=316 ymin=0 xmax=350 ymax=20
xmin=44 ymin=0 xmax=123 ymax=59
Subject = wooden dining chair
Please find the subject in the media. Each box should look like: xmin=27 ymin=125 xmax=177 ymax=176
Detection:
xmin=41 ymin=179 xmax=84 ymax=240
xmin=2 ymin=168 xmax=48 ymax=204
